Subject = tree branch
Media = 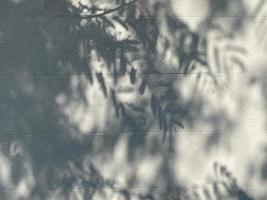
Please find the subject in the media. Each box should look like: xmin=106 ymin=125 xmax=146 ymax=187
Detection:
xmin=82 ymin=0 xmax=138 ymax=19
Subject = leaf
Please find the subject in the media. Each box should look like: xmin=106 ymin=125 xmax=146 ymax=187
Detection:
xmin=126 ymin=45 xmax=139 ymax=52
xmin=119 ymin=103 xmax=126 ymax=116
xmin=220 ymin=166 xmax=226 ymax=176
xmin=125 ymin=103 xmax=145 ymax=112
xmin=125 ymin=39 xmax=140 ymax=45
xmin=162 ymin=114 xmax=168 ymax=133
xmin=162 ymin=116 xmax=169 ymax=141
xmin=120 ymin=50 xmax=127 ymax=74
xmin=81 ymin=57 xmax=93 ymax=84
xmin=151 ymin=94 xmax=158 ymax=116
xmin=95 ymin=72 xmax=107 ymax=97
xmin=100 ymin=15 xmax=115 ymax=28
xmin=213 ymin=182 xmax=219 ymax=195
xmin=110 ymin=89 xmax=120 ymax=117
xmin=129 ymin=67 xmax=136 ymax=84
xmin=113 ymin=16 xmax=129 ymax=30
xmin=158 ymin=107 xmax=162 ymax=130
xmin=139 ymin=80 xmax=146 ymax=95
xmin=171 ymin=119 xmax=184 ymax=129
xmin=203 ymin=188 xmax=213 ymax=200
xmin=158 ymin=108 xmax=168 ymax=135
xmin=86 ymin=68 xmax=93 ymax=84
xmin=195 ymin=55 xmax=208 ymax=66
xmin=162 ymin=130 xmax=167 ymax=141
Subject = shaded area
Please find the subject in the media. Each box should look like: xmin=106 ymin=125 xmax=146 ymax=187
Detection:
xmin=0 ymin=0 xmax=265 ymax=200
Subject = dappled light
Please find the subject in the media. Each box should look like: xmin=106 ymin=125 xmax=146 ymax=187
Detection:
xmin=1 ymin=0 xmax=267 ymax=199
